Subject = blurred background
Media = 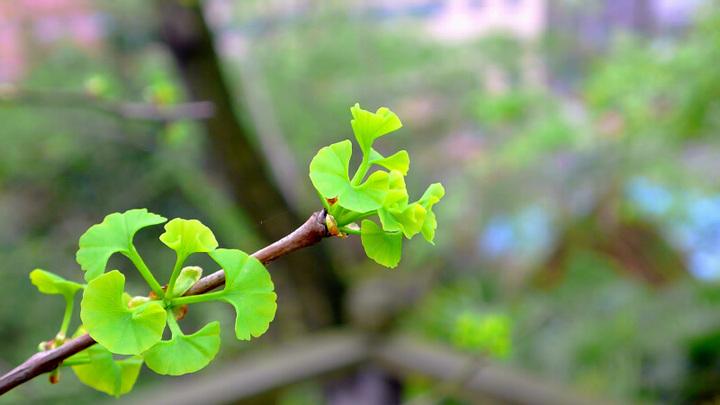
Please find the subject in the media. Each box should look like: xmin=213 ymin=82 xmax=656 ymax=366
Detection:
xmin=1 ymin=0 xmax=719 ymax=403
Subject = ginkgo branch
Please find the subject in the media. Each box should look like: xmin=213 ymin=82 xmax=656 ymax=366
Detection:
xmin=0 ymin=210 xmax=331 ymax=395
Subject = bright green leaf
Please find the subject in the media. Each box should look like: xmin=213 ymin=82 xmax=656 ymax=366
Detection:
xmin=76 ymin=209 xmax=167 ymax=281
xmin=70 ymin=345 xmax=143 ymax=397
xmin=396 ymin=203 xmax=427 ymax=238
xmin=360 ymin=220 xmax=402 ymax=268
xmin=341 ymin=170 xmax=390 ymax=213
xmin=309 ymin=140 xmax=389 ymax=212
xmin=29 ymin=269 xmax=83 ymax=299
xmin=159 ymin=218 xmax=218 ymax=259
xmin=369 ymin=149 xmax=410 ymax=175
xmin=417 ymin=183 xmax=445 ymax=243
xmin=209 ymin=249 xmax=277 ymax=340
xmin=143 ymin=321 xmax=220 ymax=376
xmin=350 ymin=103 xmax=402 ymax=153
xmin=377 ymin=172 xmax=426 ymax=238
xmin=171 ymin=266 xmax=203 ymax=297
xmin=309 ymin=140 xmax=352 ymax=199
xmin=81 ymin=270 xmax=167 ymax=355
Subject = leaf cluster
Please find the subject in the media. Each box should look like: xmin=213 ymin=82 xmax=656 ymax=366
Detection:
xmin=309 ymin=104 xmax=445 ymax=268
xmin=30 ymin=209 xmax=277 ymax=396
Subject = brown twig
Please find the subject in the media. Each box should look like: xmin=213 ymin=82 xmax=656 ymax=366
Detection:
xmin=0 ymin=85 xmax=215 ymax=122
xmin=0 ymin=210 xmax=330 ymax=396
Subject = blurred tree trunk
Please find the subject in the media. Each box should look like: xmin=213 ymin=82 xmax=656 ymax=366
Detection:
xmin=155 ymin=0 xmax=344 ymax=328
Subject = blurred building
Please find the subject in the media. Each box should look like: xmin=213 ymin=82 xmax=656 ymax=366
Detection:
xmin=548 ymin=0 xmax=705 ymax=49
xmin=0 ymin=0 xmax=103 ymax=82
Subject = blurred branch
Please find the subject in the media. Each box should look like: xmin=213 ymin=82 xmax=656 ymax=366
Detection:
xmin=0 ymin=210 xmax=331 ymax=396
xmin=375 ymin=335 xmax=607 ymax=405
xmin=122 ymin=332 xmax=606 ymax=405
xmin=0 ymin=85 xmax=215 ymax=122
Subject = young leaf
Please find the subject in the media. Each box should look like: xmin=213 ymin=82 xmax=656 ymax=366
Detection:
xmin=143 ymin=321 xmax=221 ymax=376
xmin=369 ymin=149 xmax=410 ymax=175
xmin=376 ymin=171 xmax=427 ymax=238
xmin=360 ymin=220 xmax=403 ymax=268
xmin=350 ymin=103 xmax=403 ymax=154
xmin=29 ymin=269 xmax=83 ymax=299
xmin=159 ymin=218 xmax=218 ymax=259
xmin=208 ymin=249 xmax=277 ymax=340
xmin=171 ymin=266 xmax=203 ymax=297
xmin=76 ymin=209 xmax=167 ymax=281
xmin=342 ymin=170 xmax=390 ymax=213
xmin=417 ymin=183 xmax=446 ymax=243
xmin=69 ymin=345 xmax=143 ymax=397
xmin=309 ymin=140 xmax=389 ymax=212
xmin=81 ymin=270 xmax=167 ymax=355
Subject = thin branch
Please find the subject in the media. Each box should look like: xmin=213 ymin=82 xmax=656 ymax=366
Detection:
xmin=0 ymin=209 xmax=331 ymax=396
xmin=0 ymin=85 xmax=215 ymax=122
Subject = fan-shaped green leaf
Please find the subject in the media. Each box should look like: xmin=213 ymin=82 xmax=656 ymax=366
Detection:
xmin=360 ymin=220 xmax=402 ymax=268
xmin=377 ymin=172 xmax=426 ymax=238
xmin=309 ymin=140 xmax=352 ymax=198
xmin=309 ymin=140 xmax=389 ymax=212
xmin=418 ymin=183 xmax=446 ymax=243
xmin=76 ymin=209 xmax=167 ymax=281
xmin=29 ymin=269 xmax=83 ymax=299
xmin=208 ymin=249 xmax=277 ymax=340
xmin=341 ymin=170 xmax=390 ymax=212
xmin=350 ymin=103 xmax=402 ymax=153
xmin=159 ymin=218 xmax=218 ymax=259
xmin=143 ymin=321 xmax=220 ymax=376
xmin=369 ymin=149 xmax=410 ymax=175
xmin=70 ymin=345 xmax=143 ymax=397
xmin=81 ymin=270 xmax=166 ymax=355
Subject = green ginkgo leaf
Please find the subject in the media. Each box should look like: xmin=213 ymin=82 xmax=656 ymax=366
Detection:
xmin=76 ymin=209 xmax=167 ymax=281
xmin=360 ymin=220 xmax=403 ymax=268
xmin=159 ymin=218 xmax=218 ymax=259
xmin=350 ymin=103 xmax=403 ymax=153
xmin=369 ymin=149 xmax=410 ymax=175
xmin=69 ymin=344 xmax=143 ymax=397
xmin=81 ymin=270 xmax=167 ymax=355
xmin=309 ymin=140 xmax=389 ymax=212
xmin=29 ymin=269 xmax=83 ymax=299
xmin=377 ymin=172 xmax=426 ymax=238
xmin=171 ymin=266 xmax=203 ymax=297
xmin=143 ymin=321 xmax=221 ymax=376
xmin=208 ymin=249 xmax=277 ymax=340
xmin=418 ymin=183 xmax=446 ymax=244
xmin=342 ymin=170 xmax=390 ymax=213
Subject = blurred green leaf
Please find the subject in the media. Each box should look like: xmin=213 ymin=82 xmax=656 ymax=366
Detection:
xmin=70 ymin=344 xmax=143 ymax=397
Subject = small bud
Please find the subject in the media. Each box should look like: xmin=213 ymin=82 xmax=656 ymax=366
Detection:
xmin=128 ymin=296 xmax=151 ymax=309
xmin=325 ymin=214 xmax=340 ymax=236
xmin=326 ymin=197 xmax=338 ymax=206
xmin=173 ymin=304 xmax=189 ymax=321
xmin=49 ymin=369 xmax=59 ymax=384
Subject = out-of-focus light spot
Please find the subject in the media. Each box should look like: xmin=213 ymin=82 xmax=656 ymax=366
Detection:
xmin=626 ymin=177 xmax=673 ymax=216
